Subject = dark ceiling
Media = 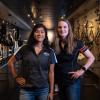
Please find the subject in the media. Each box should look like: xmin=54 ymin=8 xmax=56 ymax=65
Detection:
xmin=0 ymin=0 xmax=86 ymax=30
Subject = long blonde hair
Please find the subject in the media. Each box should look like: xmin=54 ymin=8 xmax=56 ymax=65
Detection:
xmin=56 ymin=19 xmax=76 ymax=54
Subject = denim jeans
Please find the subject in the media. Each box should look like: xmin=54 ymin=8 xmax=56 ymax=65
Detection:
xmin=19 ymin=87 xmax=49 ymax=100
xmin=58 ymin=79 xmax=81 ymax=100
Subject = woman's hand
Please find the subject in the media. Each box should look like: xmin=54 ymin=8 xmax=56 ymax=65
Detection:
xmin=68 ymin=69 xmax=85 ymax=79
xmin=48 ymin=92 xmax=53 ymax=100
xmin=15 ymin=77 xmax=26 ymax=87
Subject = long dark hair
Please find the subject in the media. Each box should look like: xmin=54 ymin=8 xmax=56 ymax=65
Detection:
xmin=27 ymin=23 xmax=50 ymax=48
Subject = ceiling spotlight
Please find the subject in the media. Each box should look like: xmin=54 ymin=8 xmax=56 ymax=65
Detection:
xmin=28 ymin=14 xmax=30 ymax=17
xmin=34 ymin=23 xmax=36 ymax=26
xmin=61 ymin=14 xmax=66 ymax=19
xmin=31 ymin=20 xmax=34 ymax=23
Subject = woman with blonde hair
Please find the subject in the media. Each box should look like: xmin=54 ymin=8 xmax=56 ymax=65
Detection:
xmin=54 ymin=19 xmax=95 ymax=100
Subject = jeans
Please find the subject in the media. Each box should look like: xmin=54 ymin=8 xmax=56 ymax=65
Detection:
xmin=58 ymin=79 xmax=81 ymax=100
xmin=19 ymin=87 xmax=49 ymax=100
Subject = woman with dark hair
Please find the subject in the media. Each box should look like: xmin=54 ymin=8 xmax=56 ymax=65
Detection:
xmin=54 ymin=19 xmax=95 ymax=100
xmin=8 ymin=23 xmax=57 ymax=100
xmin=27 ymin=24 xmax=49 ymax=48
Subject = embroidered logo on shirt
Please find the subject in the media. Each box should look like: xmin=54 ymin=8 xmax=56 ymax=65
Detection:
xmin=43 ymin=52 xmax=50 ymax=56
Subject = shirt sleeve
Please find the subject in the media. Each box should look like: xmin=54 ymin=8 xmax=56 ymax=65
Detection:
xmin=78 ymin=40 xmax=88 ymax=53
xmin=14 ymin=45 xmax=25 ymax=60
xmin=49 ymin=48 xmax=57 ymax=64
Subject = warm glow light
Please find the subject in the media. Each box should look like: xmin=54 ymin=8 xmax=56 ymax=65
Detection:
xmin=43 ymin=17 xmax=53 ymax=29
xmin=34 ymin=23 xmax=36 ymax=26
xmin=27 ymin=14 xmax=30 ymax=17
xmin=31 ymin=19 xmax=34 ymax=23
xmin=47 ymin=30 xmax=54 ymax=43
xmin=31 ymin=5 xmax=36 ymax=18
xmin=61 ymin=14 xmax=66 ymax=19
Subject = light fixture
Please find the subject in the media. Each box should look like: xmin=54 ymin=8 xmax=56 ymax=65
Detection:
xmin=27 ymin=14 xmax=31 ymax=18
xmin=31 ymin=19 xmax=34 ymax=23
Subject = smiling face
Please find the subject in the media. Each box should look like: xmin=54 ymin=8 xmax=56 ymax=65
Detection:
xmin=57 ymin=20 xmax=69 ymax=40
xmin=34 ymin=27 xmax=46 ymax=43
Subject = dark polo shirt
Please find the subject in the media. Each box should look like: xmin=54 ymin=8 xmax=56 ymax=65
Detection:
xmin=56 ymin=40 xmax=87 ymax=85
xmin=14 ymin=44 xmax=57 ymax=88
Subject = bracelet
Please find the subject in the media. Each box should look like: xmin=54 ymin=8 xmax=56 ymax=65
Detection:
xmin=81 ymin=67 xmax=87 ymax=71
